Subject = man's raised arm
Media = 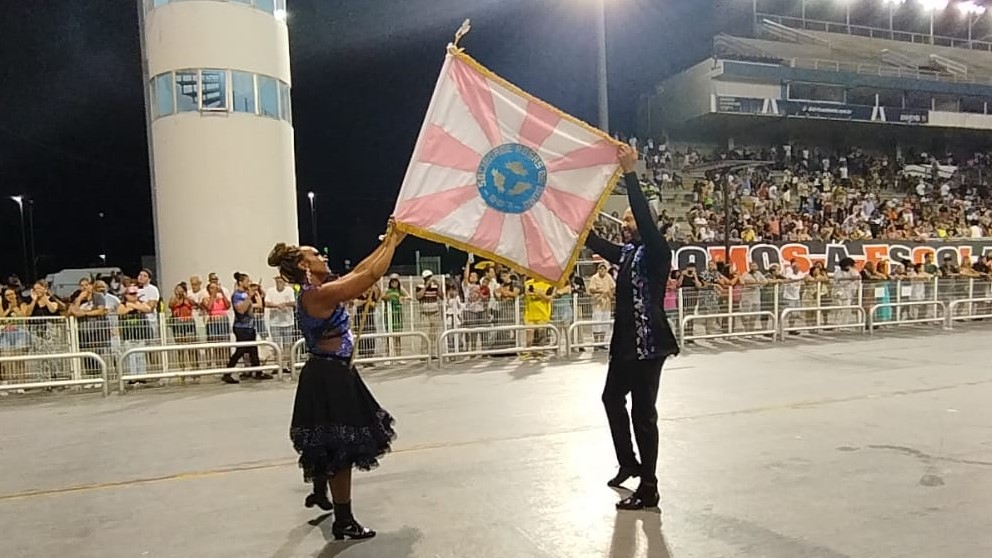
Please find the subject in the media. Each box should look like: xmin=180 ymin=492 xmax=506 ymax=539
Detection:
xmin=619 ymin=145 xmax=672 ymax=271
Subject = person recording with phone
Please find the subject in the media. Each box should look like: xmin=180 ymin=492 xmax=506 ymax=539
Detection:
xmin=584 ymin=144 xmax=679 ymax=511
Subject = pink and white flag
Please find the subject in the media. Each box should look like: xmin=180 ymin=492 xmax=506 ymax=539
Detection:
xmin=393 ymin=48 xmax=622 ymax=285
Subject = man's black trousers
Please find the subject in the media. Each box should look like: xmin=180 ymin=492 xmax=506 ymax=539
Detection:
xmin=602 ymin=356 xmax=666 ymax=485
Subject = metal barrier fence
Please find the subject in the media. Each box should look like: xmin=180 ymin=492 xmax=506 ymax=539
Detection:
xmin=681 ymin=312 xmax=778 ymax=342
xmin=867 ymin=301 xmax=947 ymax=332
xmin=566 ymin=320 xmax=613 ymax=353
xmin=119 ymin=340 xmax=283 ymax=393
xmin=947 ymin=298 xmax=992 ymax=326
xmin=0 ymin=352 xmax=109 ymax=396
xmin=7 ymin=276 xmax=992 ymax=397
xmin=288 ymin=331 xmax=432 ymax=377
xmin=437 ymin=324 xmax=560 ymax=367
xmin=0 ymin=316 xmax=75 ymax=389
xmin=779 ymin=305 xmax=866 ymax=339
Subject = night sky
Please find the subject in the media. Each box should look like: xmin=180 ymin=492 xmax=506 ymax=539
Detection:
xmin=0 ymin=0 xmax=729 ymax=281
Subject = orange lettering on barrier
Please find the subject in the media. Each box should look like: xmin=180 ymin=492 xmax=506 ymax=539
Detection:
xmin=863 ymin=245 xmax=888 ymax=265
xmin=729 ymin=245 xmax=749 ymax=273
xmin=779 ymin=244 xmax=811 ymax=273
xmin=959 ymin=246 xmax=972 ymax=263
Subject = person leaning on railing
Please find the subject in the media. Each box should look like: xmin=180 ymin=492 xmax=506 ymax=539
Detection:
xmin=0 ymin=287 xmax=31 ymax=387
xmin=168 ymin=282 xmax=198 ymax=374
xmin=381 ymin=274 xmax=409 ymax=357
xmin=587 ymin=263 xmax=615 ymax=347
xmin=69 ymin=277 xmax=110 ymax=378
xmin=118 ymin=286 xmax=152 ymax=381
xmin=415 ymin=270 xmax=441 ymax=357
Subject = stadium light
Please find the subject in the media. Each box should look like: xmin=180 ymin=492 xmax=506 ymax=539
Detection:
xmin=9 ymin=196 xmax=29 ymax=282
xmin=920 ymin=0 xmax=949 ymax=44
xmin=958 ymin=1 xmax=987 ymax=43
xmin=596 ymin=0 xmax=609 ymax=132
xmin=881 ymin=0 xmax=906 ymax=37
xmin=958 ymin=0 xmax=986 ymax=14
xmin=306 ymin=191 xmax=318 ymax=246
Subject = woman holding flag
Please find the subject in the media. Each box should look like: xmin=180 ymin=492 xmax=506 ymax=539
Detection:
xmin=267 ymin=221 xmax=405 ymax=541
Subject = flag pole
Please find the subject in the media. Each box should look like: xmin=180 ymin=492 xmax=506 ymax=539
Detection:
xmin=598 ymin=212 xmax=622 ymax=225
xmin=452 ymin=19 xmax=471 ymax=51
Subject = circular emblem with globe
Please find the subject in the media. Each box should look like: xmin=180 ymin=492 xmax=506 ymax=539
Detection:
xmin=476 ymin=143 xmax=547 ymax=214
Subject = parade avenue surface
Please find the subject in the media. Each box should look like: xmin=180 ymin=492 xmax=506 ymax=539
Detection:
xmin=2 ymin=327 xmax=991 ymax=558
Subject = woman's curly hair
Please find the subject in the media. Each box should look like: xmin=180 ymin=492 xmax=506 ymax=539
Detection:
xmin=267 ymin=243 xmax=307 ymax=284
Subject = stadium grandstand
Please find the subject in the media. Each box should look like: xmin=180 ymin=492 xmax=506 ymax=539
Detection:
xmin=625 ymin=1 xmax=992 ymax=261
xmin=639 ymin=16 xmax=992 ymax=147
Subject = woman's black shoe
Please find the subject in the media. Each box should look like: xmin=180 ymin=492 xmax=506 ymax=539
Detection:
xmin=607 ymin=467 xmax=640 ymax=488
xmin=221 ymin=374 xmax=239 ymax=384
xmin=254 ymin=371 xmax=274 ymax=380
xmin=616 ymin=487 xmax=660 ymax=510
xmin=304 ymin=493 xmax=333 ymax=511
xmin=332 ymin=520 xmax=376 ymax=540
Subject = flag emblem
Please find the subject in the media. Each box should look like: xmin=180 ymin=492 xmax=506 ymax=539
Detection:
xmin=477 ymin=143 xmax=548 ymax=214
xmin=393 ymin=48 xmax=622 ymax=285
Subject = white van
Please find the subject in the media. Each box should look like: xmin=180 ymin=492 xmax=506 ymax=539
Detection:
xmin=45 ymin=268 xmax=122 ymax=299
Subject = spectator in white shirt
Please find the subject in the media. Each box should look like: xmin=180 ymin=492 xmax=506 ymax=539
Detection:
xmin=782 ymin=261 xmax=807 ymax=333
xmin=136 ymin=268 xmax=163 ymax=369
xmin=266 ymin=276 xmax=297 ymax=370
xmin=444 ymin=288 xmax=465 ymax=353
xmin=187 ymin=276 xmax=208 ymax=340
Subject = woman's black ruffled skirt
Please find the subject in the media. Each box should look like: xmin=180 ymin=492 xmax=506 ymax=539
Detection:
xmin=290 ymin=356 xmax=396 ymax=481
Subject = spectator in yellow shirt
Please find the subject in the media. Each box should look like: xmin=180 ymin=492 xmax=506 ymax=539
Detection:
xmin=523 ymin=276 xmax=553 ymax=359
xmin=741 ymin=225 xmax=757 ymax=243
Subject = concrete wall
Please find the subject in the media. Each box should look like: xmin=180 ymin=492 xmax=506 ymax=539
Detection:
xmin=140 ymin=0 xmax=298 ymax=292
xmin=647 ymin=59 xmax=719 ymax=134
xmin=711 ymin=79 xmax=781 ymax=100
xmin=928 ymin=111 xmax=992 ymax=130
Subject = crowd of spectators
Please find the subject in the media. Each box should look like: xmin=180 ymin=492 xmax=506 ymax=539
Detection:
xmin=614 ymin=133 xmax=992 ymax=245
xmin=0 ymin=269 xmax=294 ymax=388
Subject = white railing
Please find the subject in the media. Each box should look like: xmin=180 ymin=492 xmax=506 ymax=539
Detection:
xmin=756 ymin=12 xmax=992 ymax=52
xmin=867 ymin=301 xmax=948 ymax=332
xmin=288 ymin=332 xmax=432 ymax=377
xmin=0 ymin=352 xmax=109 ymax=396
xmin=6 ymin=277 xmax=992 ymax=396
xmin=947 ymin=298 xmax=992 ymax=326
xmin=761 ymin=18 xmax=832 ymax=47
xmin=350 ymin=331 xmax=433 ymax=366
xmin=880 ymin=48 xmax=916 ymax=69
xmin=930 ymin=54 xmax=967 ymax=76
xmin=437 ymin=324 xmax=560 ymax=366
xmin=779 ymin=305 xmax=866 ymax=339
xmin=681 ymin=312 xmax=778 ymax=343
xmin=565 ymin=320 xmax=613 ymax=353
xmin=118 ymin=340 xmax=283 ymax=393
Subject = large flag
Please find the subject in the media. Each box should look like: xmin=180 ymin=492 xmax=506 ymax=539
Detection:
xmin=393 ymin=46 xmax=623 ymax=285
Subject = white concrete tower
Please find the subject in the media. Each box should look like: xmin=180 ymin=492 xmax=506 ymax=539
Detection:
xmin=137 ymin=0 xmax=298 ymax=292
